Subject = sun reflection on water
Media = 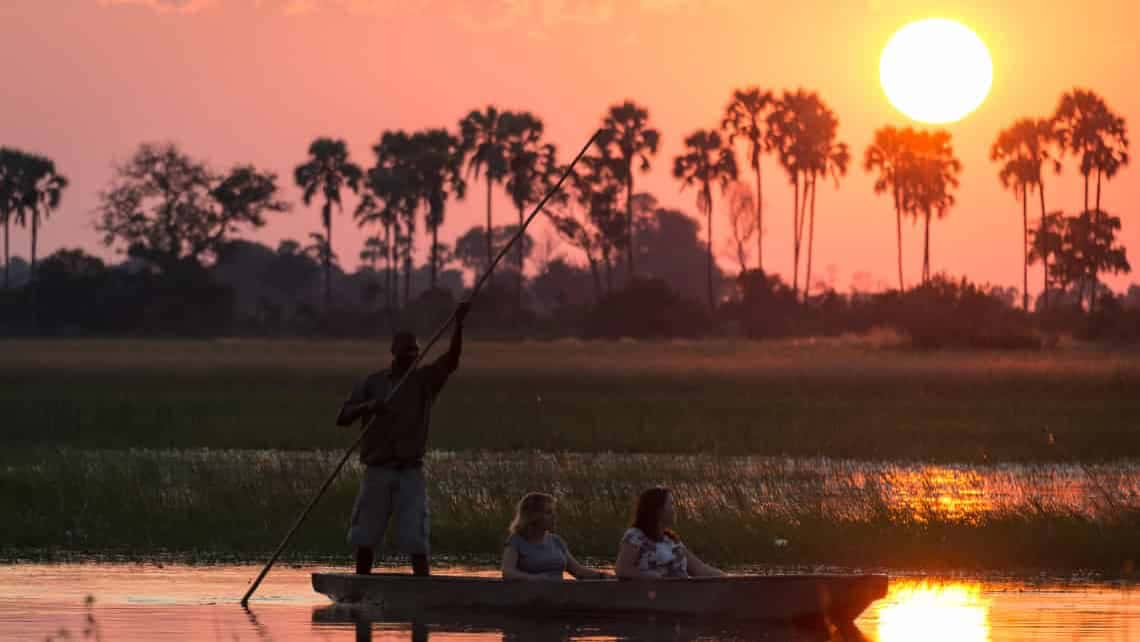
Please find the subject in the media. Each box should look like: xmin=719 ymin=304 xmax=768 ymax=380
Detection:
xmin=877 ymin=581 xmax=990 ymax=642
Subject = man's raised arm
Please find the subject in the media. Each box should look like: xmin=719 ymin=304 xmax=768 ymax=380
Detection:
xmin=434 ymin=301 xmax=470 ymax=376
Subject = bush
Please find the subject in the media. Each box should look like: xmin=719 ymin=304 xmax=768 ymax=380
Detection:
xmin=894 ymin=276 xmax=1040 ymax=350
xmin=583 ymin=278 xmax=710 ymax=339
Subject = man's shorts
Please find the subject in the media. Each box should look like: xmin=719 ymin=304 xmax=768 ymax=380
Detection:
xmin=346 ymin=465 xmax=429 ymax=555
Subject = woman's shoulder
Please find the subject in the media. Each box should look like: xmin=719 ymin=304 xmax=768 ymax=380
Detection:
xmin=504 ymin=533 xmax=525 ymax=549
xmin=621 ymin=527 xmax=648 ymax=545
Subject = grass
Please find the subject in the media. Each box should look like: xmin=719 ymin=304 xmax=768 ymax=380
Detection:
xmin=2 ymin=448 xmax=1137 ymax=573
xmin=2 ymin=338 xmax=1140 ymax=461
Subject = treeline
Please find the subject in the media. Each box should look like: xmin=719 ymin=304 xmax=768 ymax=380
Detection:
xmin=0 ymin=87 xmax=1134 ymax=345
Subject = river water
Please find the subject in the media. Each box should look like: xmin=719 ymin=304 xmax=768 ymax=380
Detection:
xmin=1 ymin=564 xmax=1136 ymax=641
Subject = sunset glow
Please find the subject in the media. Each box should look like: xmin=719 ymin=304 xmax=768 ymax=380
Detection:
xmin=877 ymin=581 xmax=990 ymax=642
xmin=880 ymin=19 xmax=993 ymax=124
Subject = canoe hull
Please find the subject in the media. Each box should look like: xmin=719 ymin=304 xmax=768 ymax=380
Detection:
xmin=311 ymin=573 xmax=887 ymax=623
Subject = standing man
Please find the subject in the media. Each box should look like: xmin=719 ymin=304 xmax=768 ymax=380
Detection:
xmin=337 ymin=301 xmax=470 ymax=576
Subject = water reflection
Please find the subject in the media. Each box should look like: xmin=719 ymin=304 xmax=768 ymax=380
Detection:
xmin=876 ymin=581 xmax=989 ymax=642
xmin=311 ymin=604 xmax=872 ymax=641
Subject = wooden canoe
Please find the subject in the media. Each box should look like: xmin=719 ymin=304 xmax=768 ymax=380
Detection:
xmin=311 ymin=573 xmax=887 ymax=623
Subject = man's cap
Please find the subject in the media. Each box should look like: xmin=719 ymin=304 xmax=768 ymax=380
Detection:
xmin=391 ymin=330 xmax=420 ymax=354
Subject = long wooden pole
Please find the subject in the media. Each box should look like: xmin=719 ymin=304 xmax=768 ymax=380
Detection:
xmin=240 ymin=129 xmax=601 ymax=606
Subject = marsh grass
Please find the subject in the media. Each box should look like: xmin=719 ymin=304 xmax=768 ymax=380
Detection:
xmin=3 ymin=449 xmax=1137 ymax=573
xmin=2 ymin=339 xmax=1139 ymax=461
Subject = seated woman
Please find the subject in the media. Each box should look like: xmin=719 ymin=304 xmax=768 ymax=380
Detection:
xmin=615 ymin=487 xmax=725 ymax=579
xmin=501 ymin=492 xmax=609 ymax=581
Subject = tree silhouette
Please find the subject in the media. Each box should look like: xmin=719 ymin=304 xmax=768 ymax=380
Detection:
xmin=599 ymin=100 xmax=660 ymax=278
xmin=766 ymin=90 xmax=815 ymax=297
xmin=360 ymin=234 xmax=384 ymax=272
xmin=504 ymin=112 xmax=557 ymax=308
xmin=10 ymin=153 xmax=67 ymax=283
xmin=410 ymin=129 xmax=466 ymax=291
xmin=294 ymin=138 xmax=363 ymax=312
xmin=1053 ymin=209 xmax=1130 ymax=314
xmin=354 ymin=192 xmax=397 ymax=309
xmin=0 ymin=148 xmax=25 ymax=289
xmin=546 ymin=153 xmax=624 ymax=298
xmin=673 ymin=129 xmax=738 ymax=310
xmin=459 ymin=106 xmax=514 ymax=277
xmin=991 ymin=118 xmax=1060 ymax=310
xmin=904 ymin=130 xmax=962 ymax=284
xmin=725 ymin=181 xmax=757 ymax=276
xmin=864 ymin=126 xmax=912 ymax=291
xmin=1053 ymin=89 xmax=1129 ymax=212
xmin=368 ymin=131 xmax=422 ymax=309
xmin=800 ymin=99 xmax=848 ymax=298
xmin=1029 ymin=210 xmax=1065 ymax=310
xmin=96 ymin=143 xmax=287 ymax=271
xmin=722 ymin=88 xmax=774 ymax=272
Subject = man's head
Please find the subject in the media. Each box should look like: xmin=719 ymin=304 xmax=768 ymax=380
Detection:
xmin=390 ymin=330 xmax=420 ymax=370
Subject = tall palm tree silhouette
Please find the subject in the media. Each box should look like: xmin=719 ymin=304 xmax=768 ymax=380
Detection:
xmin=354 ymin=192 xmax=397 ymax=309
xmin=504 ymin=112 xmax=556 ymax=309
xmin=1053 ymin=89 xmax=1129 ymax=212
xmin=294 ymin=138 xmax=363 ymax=312
xmin=459 ymin=107 xmax=514 ymax=278
xmin=767 ymin=90 xmax=822 ymax=297
xmin=991 ymin=118 xmax=1060 ymax=310
xmin=1029 ymin=210 xmax=1065 ymax=311
xmin=600 ymin=101 xmax=660 ymax=278
xmin=722 ymin=88 xmax=774 ymax=272
xmin=864 ymin=126 xmax=912 ymax=291
xmin=800 ymin=100 xmax=847 ymax=299
xmin=0 ymin=148 xmax=23 ymax=289
xmin=370 ymin=131 xmax=421 ymax=307
xmin=410 ymin=129 xmax=466 ymax=291
xmin=673 ymin=129 xmax=738 ymax=310
xmin=17 ymin=154 xmax=67 ymax=283
xmin=906 ymin=130 xmax=961 ymax=284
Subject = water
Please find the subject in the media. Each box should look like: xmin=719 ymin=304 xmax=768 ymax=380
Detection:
xmin=1 ymin=564 xmax=1136 ymax=641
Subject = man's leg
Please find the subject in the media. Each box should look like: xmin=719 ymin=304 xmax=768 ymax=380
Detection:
xmin=395 ymin=468 xmax=431 ymax=576
xmin=346 ymin=466 xmax=395 ymax=575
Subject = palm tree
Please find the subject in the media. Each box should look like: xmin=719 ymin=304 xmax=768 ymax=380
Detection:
xmin=600 ymin=100 xmax=661 ymax=278
xmin=370 ymin=131 xmax=421 ymax=308
xmin=459 ymin=107 xmax=514 ymax=276
xmin=504 ymin=112 xmax=556 ymax=308
xmin=766 ymin=91 xmax=815 ymax=297
xmin=294 ymin=138 xmax=363 ymax=312
xmin=673 ymin=129 xmax=738 ymax=310
xmin=801 ymin=101 xmax=848 ymax=299
xmin=864 ymin=126 xmax=912 ymax=291
xmin=991 ymin=118 xmax=1060 ymax=310
xmin=354 ymin=193 xmax=395 ymax=308
xmin=0 ymin=148 xmax=21 ymax=289
xmin=20 ymin=154 xmax=67 ymax=283
xmin=905 ymin=130 xmax=962 ymax=284
xmin=1053 ymin=89 xmax=1129 ymax=212
xmin=410 ymin=129 xmax=466 ymax=291
xmin=722 ymin=88 xmax=773 ymax=272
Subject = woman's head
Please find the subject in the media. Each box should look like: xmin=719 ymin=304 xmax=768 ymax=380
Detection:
xmin=632 ymin=487 xmax=676 ymax=541
xmin=509 ymin=492 xmax=556 ymax=537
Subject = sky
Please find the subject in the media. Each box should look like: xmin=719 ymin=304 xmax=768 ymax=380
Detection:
xmin=2 ymin=0 xmax=1138 ymax=294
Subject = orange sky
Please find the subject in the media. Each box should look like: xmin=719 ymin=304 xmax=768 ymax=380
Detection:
xmin=2 ymin=0 xmax=1137 ymax=294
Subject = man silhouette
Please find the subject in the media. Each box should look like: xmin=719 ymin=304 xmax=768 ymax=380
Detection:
xmin=337 ymin=301 xmax=470 ymax=576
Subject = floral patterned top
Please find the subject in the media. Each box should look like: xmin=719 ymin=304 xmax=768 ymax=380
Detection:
xmin=620 ymin=527 xmax=688 ymax=578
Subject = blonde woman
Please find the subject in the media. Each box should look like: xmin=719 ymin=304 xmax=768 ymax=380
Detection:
xmin=501 ymin=493 xmax=610 ymax=581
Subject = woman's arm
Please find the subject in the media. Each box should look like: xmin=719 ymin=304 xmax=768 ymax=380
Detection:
xmin=565 ymin=551 xmax=610 ymax=580
xmin=684 ymin=549 xmax=725 ymax=578
xmin=501 ymin=545 xmax=558 ymax=581
xmin=615 ymin=542 xmax=660 ymax=579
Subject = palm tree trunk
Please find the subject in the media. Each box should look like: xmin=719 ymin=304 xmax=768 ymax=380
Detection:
xmin=29 ymin=209 xmax=38 ymax=282
xmin=805 ymin=174 xmax=817 ymax=300
xmin=1083 ymin=172 xmax=1089 ymax=212
xmin=1095 ymin=168 xmax=1102 ymax=212
xmin=705 ymin=183 xmax=714 ymax=311
xmin=1022 ymin=185 xmax=1029 ymax=311
xmin=586 ymin=253 xmax=602 ymax=302
xmin=3 ymin=217 xmax=9 ymax=290
xmin=485 ymin=174 xmax=493 ymax=281
xmin=517 ymin=204 xmax=525 ymax=312
xmin=791 ymin=172 xmax=800 ymax=297
xmin=430 ymin=224 xmax=439 ymax=291
xmin=1039 ymin=182 xmax=1048 ymax=311
xmin=626 ymin=166 xmax=635 ymax=278
xmin=894 ymin=187 xmax=903 ymax=291
xmin=603 ymin=248 xmax=613 ymax=293
xmin=385 ymin=223 xmax=394 ymax=310
xmin=754 ymin=148 xmax=763 ymax=273
xmin=403 ymin=253 xmax=411 ymax=307
xmin=922 ymin=208 xmax=931 ymax=284
xmin=323 ymin=201 xmax=332 ymax=313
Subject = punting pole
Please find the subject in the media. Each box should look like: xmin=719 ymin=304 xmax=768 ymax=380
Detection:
xmin=240 ymin=128 xmax=602 ymax=606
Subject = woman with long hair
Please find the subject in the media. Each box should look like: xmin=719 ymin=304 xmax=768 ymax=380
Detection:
xmin=501 ymin=492 xmax=609 ymax=581
xmin=615 ymin=487 xmax=724 ymax=579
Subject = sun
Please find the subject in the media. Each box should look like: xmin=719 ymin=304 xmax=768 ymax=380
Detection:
xmin=880 ymin=18 xmax=993 ymax=124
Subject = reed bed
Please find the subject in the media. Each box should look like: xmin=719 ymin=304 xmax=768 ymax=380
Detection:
xmin=3 ymin=449 xmax=1137 ymax=573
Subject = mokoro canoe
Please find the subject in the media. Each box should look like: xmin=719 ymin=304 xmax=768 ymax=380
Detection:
xmin=311 ymin=573 xmax=888 ymax=623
